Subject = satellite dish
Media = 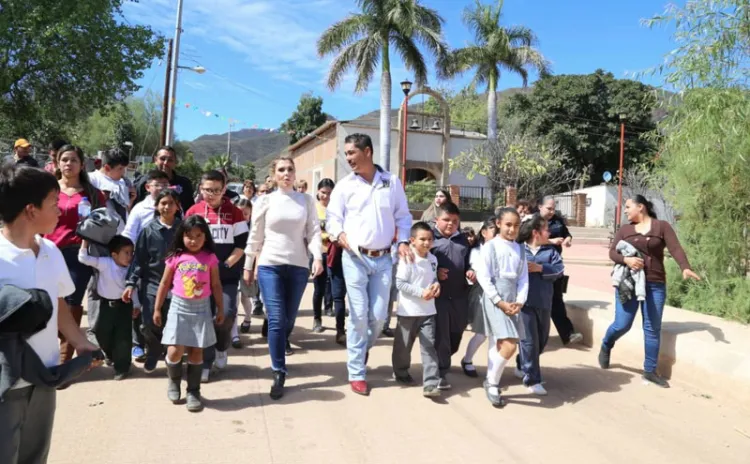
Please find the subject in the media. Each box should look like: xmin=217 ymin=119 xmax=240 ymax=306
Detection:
xmin=603 ymin=171 xmax=613 ymax=182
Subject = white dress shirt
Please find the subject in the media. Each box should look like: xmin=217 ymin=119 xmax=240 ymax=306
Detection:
xmin=122 ymin=196 xmax=156 ymax=243
xmin=326 ymin=168 xmax=412 ymax=251
xmin=78 ymin=246 xmax=139 ymax=306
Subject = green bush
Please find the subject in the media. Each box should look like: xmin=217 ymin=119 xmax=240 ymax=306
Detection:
xmin=405 ymin=179 xmax=436 ymax=208
xmin=666 ymin=260 xmax=750 ymax=324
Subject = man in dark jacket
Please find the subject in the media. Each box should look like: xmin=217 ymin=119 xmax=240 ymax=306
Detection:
xmin=431 ymin=202 xmax=474 ymax=390
xmin=135 ymin=146 xmax=194 ymax=212
xmin=539 ymin=197 xmax=583 ymax=345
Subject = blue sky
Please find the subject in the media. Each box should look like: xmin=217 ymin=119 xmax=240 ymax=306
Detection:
xmin=123 ymin=0 xmax=679 ymax=141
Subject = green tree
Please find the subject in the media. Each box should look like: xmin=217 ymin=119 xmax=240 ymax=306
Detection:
xmin=74 ymin=93 xmax=163 ymax=159
xmin=317 ymin=0 xmax=449 ymax=171
xmin=281 ymin=93 xmax=329 ymax=144
xmin=444 ymin=0 xmax=549 ymax=140
xmin=450 ymin=125 xmax=576 ymax=204
xmin=423 ymin=84 xmax=488 ymax=133
xmin=0 ymin=0 xmax=163 ymax=140
xmin=504 ymin=70 xmax=658 ymax=181
xmin=642 ymin=0 xmax=750 ymax=323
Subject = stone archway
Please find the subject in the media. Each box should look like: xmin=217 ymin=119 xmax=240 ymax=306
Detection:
xmin=397 ymin=86 xmax=451 ymax=186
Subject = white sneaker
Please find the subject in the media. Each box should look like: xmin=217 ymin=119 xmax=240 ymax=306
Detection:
xmin=200 ymin=368 xmax=210 ymax=383
xmin=514 ymin=368 xmax=525 ymax=380
xmin=214 ymin=350 xmax=228 ymax=370
xmin=527 ymin=383 xmax=548 ymax=396
xmin=568 ymin=333 xmax=584 ymax=345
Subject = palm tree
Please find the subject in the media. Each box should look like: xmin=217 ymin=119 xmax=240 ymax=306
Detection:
xmin=446 ymin=0 xmax=549 ymax=140
xmin=317 ymin=0 xmax=448 ymax=173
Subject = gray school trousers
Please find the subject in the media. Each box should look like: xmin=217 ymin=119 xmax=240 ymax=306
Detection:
xmin=391 ymin=315 xmax=440 ymax=388
xmin=0 ymin=386 xmax=56 ymax=464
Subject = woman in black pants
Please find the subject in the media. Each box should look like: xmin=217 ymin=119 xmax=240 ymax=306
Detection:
xmin=311 ymin=179 xmax=334 ymax=333
xmin=328 ymin=241 xmax=347 ymax=345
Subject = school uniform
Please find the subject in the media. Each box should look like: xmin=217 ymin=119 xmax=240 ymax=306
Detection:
xmin=391 ymin=251 xmax=440 ymax=388
xmin=430 ymin=227 xmax=471 ymax=376
xmin=466 ymin=245 xmax=486 ymax=334
xmin=126 ymin=219 xmax=179 ymax=366
xmin=78 ymin=246 xmax=138 ymax=376
xmin=517 ymin=244 xmax=563 ymax=386
xmin=475 ymin=238 xmax=529 ymax=341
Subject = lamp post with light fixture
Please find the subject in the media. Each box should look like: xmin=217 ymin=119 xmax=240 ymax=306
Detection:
xmin=400 ymin=79 xmax=412 ymax=182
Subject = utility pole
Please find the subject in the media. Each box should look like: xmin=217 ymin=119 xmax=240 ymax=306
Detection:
xmin=160 ymin=39 xmax=173 ymax=146
xmin=165 ymin=0 xmax=184 ymax=145
xmin=227 ymin=121 xmax=233 ymax=158
xmin=616 ymin=114 xmax=626 ymax=227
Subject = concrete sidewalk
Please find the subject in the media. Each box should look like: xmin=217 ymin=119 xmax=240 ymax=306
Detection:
xmin=49 ymin=284 xmax=750 ymax=464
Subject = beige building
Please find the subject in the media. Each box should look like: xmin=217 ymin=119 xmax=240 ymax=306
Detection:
xmin=286 ymin=119 xmax=488 ymax=189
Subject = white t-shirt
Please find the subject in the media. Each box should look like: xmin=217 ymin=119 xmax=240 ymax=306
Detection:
xmin=0 ymin=233 xmax=75 ymax=388
xmin=78 ymin=246 xmax=139 ymax=306
xmin=395 ymin=251 xmax=438 ymax=317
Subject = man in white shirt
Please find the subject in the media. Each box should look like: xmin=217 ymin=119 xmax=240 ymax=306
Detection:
xmin=122 ymin=170 xmax=170 ymax=243
xmin=326 ymin=133 xmax=413 ymax=396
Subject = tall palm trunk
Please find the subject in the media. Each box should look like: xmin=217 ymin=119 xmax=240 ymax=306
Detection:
xmin=380 ymin=43 xmax=392 ymax=172
xmin=487 ymin=73 xmax=498 ymax=140
xmin=487 ymin=73 xmax=500 ymax=205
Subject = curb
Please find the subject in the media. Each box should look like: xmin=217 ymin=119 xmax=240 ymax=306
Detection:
xmin=564 ymin=286 xmax=750 ymax=405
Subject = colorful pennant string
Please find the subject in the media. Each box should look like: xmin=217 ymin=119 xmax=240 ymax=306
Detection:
xmin=173 ymin=99 xmax=292 ymax=133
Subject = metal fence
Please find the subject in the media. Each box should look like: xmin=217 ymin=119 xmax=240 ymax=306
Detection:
xmin=551 ymin=192 xmax=576 ymax=220
xmin=406 ymin=182 xmax=495 ymax=219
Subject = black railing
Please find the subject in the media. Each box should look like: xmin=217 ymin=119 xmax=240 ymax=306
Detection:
xmin=406 ymin=183 xmax=495 ymax=214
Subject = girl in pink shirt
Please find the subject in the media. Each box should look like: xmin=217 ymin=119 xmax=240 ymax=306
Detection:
xmin=154 ymin=215 xmax=224 ymax=412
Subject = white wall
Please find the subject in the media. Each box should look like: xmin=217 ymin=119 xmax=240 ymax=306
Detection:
xmin=338 ymin=123 xmax=489 ymax=188
xmin=572 ymin=184 xmax=676 ymax=227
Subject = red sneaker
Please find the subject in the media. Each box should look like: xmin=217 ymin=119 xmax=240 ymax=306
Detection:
xmin=350 ymin=380 xmax=370 ymax=396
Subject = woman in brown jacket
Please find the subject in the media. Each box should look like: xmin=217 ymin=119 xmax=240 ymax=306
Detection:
xmin=599 ymin=195 xmax=700 ymax=388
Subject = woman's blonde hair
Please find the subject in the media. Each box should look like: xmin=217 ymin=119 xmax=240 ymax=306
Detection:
xmin=269 ymin=156 xmax=295 ymax=177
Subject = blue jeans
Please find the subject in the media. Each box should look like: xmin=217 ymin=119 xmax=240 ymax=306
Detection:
xmin=602 ymin=282 xmax=666 ymax=373
xmin=342 ymin=251 xmax=393 ymax=381
xmin=203 ymin=283 xmax=239 ymax=369
xmin=257 ymin=265 xmax=309 ymax=373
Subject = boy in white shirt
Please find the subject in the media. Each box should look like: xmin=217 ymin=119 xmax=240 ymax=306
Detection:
xmin=391 ymin=222 xmax=442 ymax=398
xmin=122 ymin=169 xmax=170 ymax=243
xmin=79 ymin=236 xmax=140 ymax=380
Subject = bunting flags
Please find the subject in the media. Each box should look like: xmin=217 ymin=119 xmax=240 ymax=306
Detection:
xmin=174 ymin=99 xmax=292 ymax=133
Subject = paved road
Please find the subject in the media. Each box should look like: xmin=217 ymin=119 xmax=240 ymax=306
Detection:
xmin=50 ymin=285 xmax=750 ymax=464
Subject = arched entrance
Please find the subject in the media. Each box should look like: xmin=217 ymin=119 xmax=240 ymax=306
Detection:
xmin=405 ymin=168 xmax=436 ymax=183
xmin=397 ymin=86 xmax=451 ymax=186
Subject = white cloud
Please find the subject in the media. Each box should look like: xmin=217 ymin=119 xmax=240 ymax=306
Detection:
xmin=124 ymin=0 xmax=351 ymax=87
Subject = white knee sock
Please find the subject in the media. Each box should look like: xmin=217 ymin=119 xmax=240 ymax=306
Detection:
xmin=463 ymin=333 xmax=486 ymax=364
xmin=240 ymin=295 xmax=253 ymax=323
xmin=486 ymin=344 xmax=509 ymax=387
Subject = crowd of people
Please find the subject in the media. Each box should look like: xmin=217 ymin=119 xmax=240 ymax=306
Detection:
xmin=0 ymin=133 xmax=700 ymax=464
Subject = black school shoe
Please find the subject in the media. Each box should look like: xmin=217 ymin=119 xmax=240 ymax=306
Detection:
xmin=461 ymin=359 xmax=478 ymax=378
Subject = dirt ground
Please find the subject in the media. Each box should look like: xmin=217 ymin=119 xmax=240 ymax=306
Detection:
xmin=49 ymin=283 xmax=750 ymax=464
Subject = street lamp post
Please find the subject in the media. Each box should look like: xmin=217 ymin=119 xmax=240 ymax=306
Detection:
xmin=616 ymin=114 xmax=626 ymax=227
xmin=400 ymin=79 xmax=412 ymax=182
xmin=165 ymin=0 xmax=184 ymax=145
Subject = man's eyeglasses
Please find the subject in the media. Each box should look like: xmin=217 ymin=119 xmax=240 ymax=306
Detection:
xmin=201 ymin=188 xmax=223 ymax=196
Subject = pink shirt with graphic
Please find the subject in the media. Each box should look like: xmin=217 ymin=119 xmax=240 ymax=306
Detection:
xmin=165 ymin=251 xmax=219 ymax=300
